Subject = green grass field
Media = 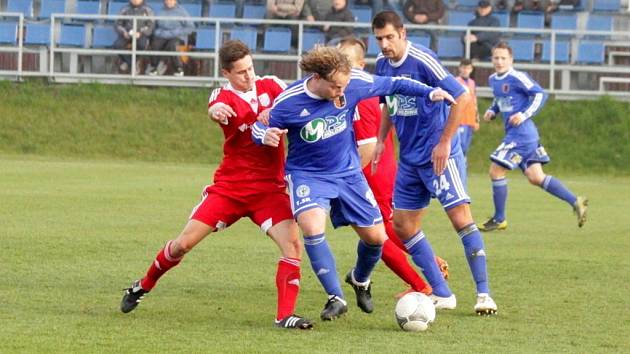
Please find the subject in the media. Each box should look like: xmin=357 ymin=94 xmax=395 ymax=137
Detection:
xmin=1 ymin=155 xmax=629 ymax=353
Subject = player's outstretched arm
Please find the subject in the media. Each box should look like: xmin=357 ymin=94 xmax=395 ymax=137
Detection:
xmin=429 ymin=88 xmax=457 ymax=105
xmin=208 ymin=102 xmax=236 ymax=125
xmin=251 ymin=121 xmax=287 ymax=147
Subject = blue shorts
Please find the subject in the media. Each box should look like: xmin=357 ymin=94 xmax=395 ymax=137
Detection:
xmin=393 ymin=153 xmax=470 ymax=211
xmin=285 ymin=171 xmax=383 ymax=228
xmin=489 ymin=140 xmax=550 ymax=171
xmin=458 ymin=125 xmax=474 ymax=156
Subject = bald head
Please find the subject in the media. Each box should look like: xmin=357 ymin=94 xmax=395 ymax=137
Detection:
xmin=337 ymin=38 xmax=366 ymax=70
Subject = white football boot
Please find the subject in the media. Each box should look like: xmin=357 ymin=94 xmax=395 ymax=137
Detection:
xmin=430 ymin=293 xmax=457 ymax=310
xmin=474 ymin=293 xmax=498 ymax=316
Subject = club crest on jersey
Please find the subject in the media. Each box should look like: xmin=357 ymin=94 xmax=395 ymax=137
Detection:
xmin=258 ymin=93 xmax=270 ymax=107
xmin=502 ymin=83 xmax=510 ymax=93
xmin=299 ymin=110 xmax=348 ymax=143
xmin=333 ymin=95 xmax=346 ymax=109
xmin=296 ymin=184 xmax=310 ymax=198
xmin=385 ymin=94 xmax=417 ymax=116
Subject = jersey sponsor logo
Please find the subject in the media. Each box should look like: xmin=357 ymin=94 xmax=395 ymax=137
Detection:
xmin=300 ymin=108 xmax=310 ymax=117
xmin=299 ymin=110 xmax=348 ymax=143
xmin=333 ymin=95 xmax=346 ymax=109
xmin=497 ymin=96 xmax=514 ymax=112
xmin=385 ymin=95 xmax=417 ymax=117
xmin=238 ymin=123 xmax=249 ymax=132
xmin=296 ymin=184 xmax=310 ymax=198
xmin=258 ymin=93 xmax=270 ymax=107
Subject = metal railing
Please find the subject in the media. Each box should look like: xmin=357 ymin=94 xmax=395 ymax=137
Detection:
xmin=1 ymin=12 xmax=630 ymax=99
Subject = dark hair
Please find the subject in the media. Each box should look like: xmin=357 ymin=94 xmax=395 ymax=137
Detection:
xmin=492 ymin=41 xmax=513 ymax=56
xmin=299 ymin=46 xmax=352 ymax=80
xmin=459 ymin=58 xmax=473 ymax=66
xmin=219 ymin=40 xmax=251 ymax=71
xmin=372 ymin=10 xmax=404 ymax=31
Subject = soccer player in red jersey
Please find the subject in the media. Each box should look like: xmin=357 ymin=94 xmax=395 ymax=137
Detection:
xmin=338 ymin=38 xmax=449 ymax=297
xmin=120 ymin=40 xmax=313 ymax=330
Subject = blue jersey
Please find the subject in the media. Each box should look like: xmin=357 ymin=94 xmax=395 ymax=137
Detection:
xmin=487 ymin=68 xmax=547 ymax=143
xmin=375 ymin=41 xmax=467 ymax=167
xmin=252 ymin=69 xmax=434 ymax=177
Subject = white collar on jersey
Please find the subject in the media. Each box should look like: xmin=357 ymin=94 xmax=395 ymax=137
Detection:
xmin=388 ymin=40 xmax=412 ymax=68
xmin=303 ymin=76 xmax=325 ymax=100
xmin=495 ymin=68 xmax=514 ymax=80
xmin=225 ymin=80 xmax=259 ymax=110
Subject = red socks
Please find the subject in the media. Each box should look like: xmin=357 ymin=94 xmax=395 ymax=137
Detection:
xmin=276 ymin=257 xmax=301 ymax=321
xmin=140 ymin=240 xmax=182 ymax=291
xmin=381 ymin=221 xmax=432 ymax=295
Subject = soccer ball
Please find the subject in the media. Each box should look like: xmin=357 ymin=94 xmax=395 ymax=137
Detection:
xmin=395 ymin=292 xmax=436 ymax=332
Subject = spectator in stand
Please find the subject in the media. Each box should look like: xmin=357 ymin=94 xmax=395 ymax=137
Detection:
xmin=147 ymin=0 xmax=194 ymax=77
xmin=353 ymin=0 xmax=385 ymax=15
xmin=402 ymin=0 xmax=445 ymax=51
xmin=266 ymin=0 xmax=305 ymax=20
xmin=511 ymin=0 xmax=549 ymax=14
xmin=544 ymin=0 xmax=580 ymax=26
xmin=323 ymin=0 xmax=355 ymax=43
xmin=464 ymin=1 xmax=500 ymax=61
xmin=302 ymin=0 xmax=333 ymax=21
xmin=113 ymin=0 xmax=154 ymax=74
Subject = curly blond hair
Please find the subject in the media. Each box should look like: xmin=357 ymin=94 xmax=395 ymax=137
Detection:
xmin=299 ymin=46 xmax=351 ymax=80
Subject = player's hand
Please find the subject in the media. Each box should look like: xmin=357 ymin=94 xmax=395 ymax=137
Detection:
xmin=431 ymin=140 xmax=451 ymax=175
xmin=429 ymin=88 xmax=457 ymax=105
xmin=263 ymin=127 xmax=288 ymax=147
xmin=371 ymin=141 xmax=385 ymax=175
xmin=208 ymin=103 xmax=236 ymax=125
xmin=508 ymin=112 xmax=525 ymax=126
xmin=483 ymin=110 xmax=495 ymax=122
xmin=257 ymin=108 xmax=271 ymax=125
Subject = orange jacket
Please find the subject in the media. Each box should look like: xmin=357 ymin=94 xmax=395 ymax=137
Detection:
xmin=456 ymin=76 xmax=479 ymax=129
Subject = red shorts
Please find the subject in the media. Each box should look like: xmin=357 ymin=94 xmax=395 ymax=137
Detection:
xmin=189 ymin=185 xmax=294 ymax=233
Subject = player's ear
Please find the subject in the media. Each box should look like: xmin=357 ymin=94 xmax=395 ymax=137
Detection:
xmin=400 ymin=28 xmax=406 ymax=40
xmin=220 ymin=68 xmax=230 ymax=77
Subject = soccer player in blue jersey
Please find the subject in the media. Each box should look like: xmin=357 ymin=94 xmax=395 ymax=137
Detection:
xmin=479 ymin=42 xmax=588 ymax=232
xmin=252 ymin=46 xmax=455 ymax=321
xmin=371 ymin=10 xmax=497 ymax=315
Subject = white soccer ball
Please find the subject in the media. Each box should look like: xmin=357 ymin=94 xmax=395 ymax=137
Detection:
xmin=395 ymin=292 xmax=436 ymax=332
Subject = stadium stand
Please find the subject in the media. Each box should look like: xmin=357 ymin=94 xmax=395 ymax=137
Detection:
xmin=516 ymin=11 xmax=545 ymax=30
xmin=447 ymin=10 xmax=474 ymax=26
xmin=494 ymin=11 xmax=510 ymax=28
xmin=209 ymin=1 xmax=235 ymax=18
xmin=230 ymin=26 xmax=257 ymax=51
xmin=508 ymin=38 xmax=535 ymax=61
xmin=351 ymin=5 xmax=372 ymax=23
xmin=577 ymin=40 xmax=605 ymax=64
xmin=92 ymin=25 xmax=117 ymax=48
xmin=107 ymin=1 xmax=126 ymax=15
xmin=263 ymin=26 xmax=291 ymax=52
xmin=58 ymin=23 xmax=86 ymax=46
xmin=195 ymin=26 xmax=216 ymax=50
xmin=407 ymin=34 xmax=431 ymax=48
xmin=243 ymin=3 xmax=265 ymax=19
xmin=550 ymin=12 xmax=578 ymax=31
xmin=7 ymin=0 xmax=33 ymax=17
xmin=541 ymin=39 xmax=571 ymax=63
xmin=592 ymin=0 xmax=620 ymax=12
xmin=301 ymin=28 xmax=325 ymax=51
xmin=39 ymin=0 xmax=66 ymax=19
xmin=437 ymin=35 xmax=464 ymax=58
xmin=0 ymin=20 xmax=18 ymax=44
xmin=74 ymin=0 xmax=101 ymax=15
xmin=24 ymin=23 xmax=51 ymax=45
xmin=181 ymin=2 xmax=202 ymax=17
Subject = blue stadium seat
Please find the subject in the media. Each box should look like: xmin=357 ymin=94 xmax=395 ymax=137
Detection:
xmin=39 ymin=0 xmax=66 ymax=18
xmin=7 ymin=0 xmax=34 ymax=17
xmin=147 ymin=0 xmax=161 ymax=12
xmin=196 ymin=27 xmax=216 ymax=50
xmin=25 ymin=23 xmax=51 ymax=45
xmin=455 ymin=0 xmax=478 ymax=9
xmin=74 ymin=0 xmax=101 ymax=15
xmin=407 ymin=34 xmax=431 ymax=48
xmin=508 ymin=38 xmax=535 ymax=61
xmin=92 ymin=25 xmax=117 ymax=48
xmin=351 ymin=5 xmax=372 ymax=23
xmin=243 ymin=4 xmax=266 ymax=19
xmin=437 ymin=36 xmax=463 ymax=58
xmin=181 ymin=3 xmax=202 ymax=17
xmin=210 ymin=2 xmax=236 ymax=18
xmin=551 ymin=13 xmax=577 ymax=31
xmin=576 ymin=41 xmax=605 ymax=64
xmin=367 ymin=36 xmax=380 ymax=56
xmin=586 ymin=14 xmax=613 ymax=32
xmin=516 ymin=11 xmax=544 ymax=29
xmin=592 ymin=0 xmax=619 ymax=12
xmin=58 ymin=24 xmax=86 ymax=47
xmin=230 ymin=26 xmax=257 ymax=50
xmin=447 ymin=11 xmax=474 ymax=26
xmin=541 ymin=40 xmax=570 ymax=63
xmin=494 ymin=11 xmax=510 ymax=28
xmin=0 ymin=21 xmax=18 ymax=44
xmin=302 ymin=29 xmax=325 ymax=51
xmin=264 ymin=26 xmax=291 ymax=52
xmin=107 ymin=1 xmax=127 ymax=15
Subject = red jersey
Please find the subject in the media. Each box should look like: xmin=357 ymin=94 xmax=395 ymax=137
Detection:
xmin=207 ymin=76 xmax=287 ymax=196
xmin=353 ymin=96 xmax=397 ymax=202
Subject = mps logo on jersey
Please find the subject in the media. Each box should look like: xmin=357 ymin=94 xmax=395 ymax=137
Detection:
xmin=385 ymin=95 xmax=417 ymax=117
xmin=299 ymin=110 xmax=348 ymax=143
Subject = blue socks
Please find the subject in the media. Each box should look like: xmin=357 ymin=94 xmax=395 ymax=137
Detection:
xmin=303 ymin=234 xmax=343 ymax=298
xmin=542 ymin=175 xmax=577 ymax=206
xmin=404 ymin=231 xmax=452 ymax=297
xmin=353 ymin=240 xmax=383 ymax=283
xmin=459 ymin=224 xmax=489 ymax=294
xmin=492 ymin=178 xmax=508 ymax=222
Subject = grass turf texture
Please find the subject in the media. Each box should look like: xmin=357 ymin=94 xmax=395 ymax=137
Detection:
xmin=1 ymin=156 xmax=629 ymax=353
